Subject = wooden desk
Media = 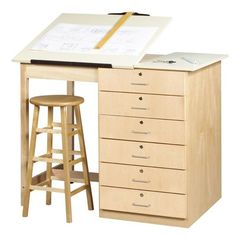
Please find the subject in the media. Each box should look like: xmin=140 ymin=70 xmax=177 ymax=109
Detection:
xmin=20 ymin=61 xmax=221 ymax=227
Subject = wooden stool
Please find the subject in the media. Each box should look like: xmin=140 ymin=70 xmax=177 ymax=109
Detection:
xmin=22 ymin=95 xmax=94 ymax=223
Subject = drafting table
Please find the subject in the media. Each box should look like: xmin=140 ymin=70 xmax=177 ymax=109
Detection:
xmin=14 ymin=13 xmax=226 ymax=227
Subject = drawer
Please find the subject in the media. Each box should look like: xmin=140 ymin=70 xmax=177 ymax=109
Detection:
xmin=98 ymin=68 xmax=185 ymax=95
xmin=99 ymin=115 xmax=185 ymax=145
xmin=99 ymin=91 xmax=185 ymax=120
xmin=100 ymin=163 xmax=186 ymax=194
xmin=100 ymin=186 xmax=187 ymax=219
xmin=100 ymin=139 xmax=186 ymax=169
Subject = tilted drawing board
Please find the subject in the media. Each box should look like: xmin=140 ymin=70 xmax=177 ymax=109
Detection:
xmin=13 ymin=13 xmax=171 ymax=68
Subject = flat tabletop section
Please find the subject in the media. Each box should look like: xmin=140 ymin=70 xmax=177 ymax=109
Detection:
xmin=135 ymin=52 xmax=227 ymax=71
xmin=13 ymin=13 xmax=171 ymax=68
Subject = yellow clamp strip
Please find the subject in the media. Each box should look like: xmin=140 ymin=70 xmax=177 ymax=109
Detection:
xmin=95 ymin=12 xmax=133 ymax=49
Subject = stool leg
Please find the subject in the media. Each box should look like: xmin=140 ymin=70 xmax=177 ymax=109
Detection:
xmin=61 ymin=106 xmax=72 ymax=223
xmin=67 ymin=81 xmax=75 ymax=171
xmin=75 ymin=105 xmax=94 ymax=210
xmin=46 ymin=107 xmax=53 ymax=205
xmin=23 ymin=105 xmax=40 ymax=217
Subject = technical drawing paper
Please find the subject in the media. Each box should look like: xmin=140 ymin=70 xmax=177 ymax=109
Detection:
xmin=32 ymin=23 xmax=158 ymax=56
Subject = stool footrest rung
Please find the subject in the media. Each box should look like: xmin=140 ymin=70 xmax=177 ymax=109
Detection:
xmin=33 ymin=153 xmax=51 ymax=163
xmin=36 ymin=127 xmax=61 ymax=134
xmin=30 ymin=185 xmax=64 ymax=193
xmin=33 ymin=153 xmax=83 ymax=164
xmin=33 ymin=157 xmax=64 ymax=164
xmin=51 ymin=176 xmax=83 ymax=183
xmin=52 ymin=122 xmax=77 ymax=129
xmin=33 ymin=154 xmax=64 ymax=164
xmin=36 ymin=126 xmax=80 ymax=135
xmin=52 ymin=149 xmax=81 ymax=155
xmin=71 ymin=185 xmax=88 ymax=197
xmin=69 ymin=157 xmax=85 ymax=166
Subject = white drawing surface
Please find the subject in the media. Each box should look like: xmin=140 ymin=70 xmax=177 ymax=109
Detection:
xmin=32 ymin=23 xmax=158 ymax=56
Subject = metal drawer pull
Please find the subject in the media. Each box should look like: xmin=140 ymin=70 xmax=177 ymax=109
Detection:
xmin=131 ymin=107 xmax=149 ymax=110
xmin=130 ymin=82 xmax=149 ymax=86
xmin=131 ymin=130 xmax=150 ymax=135
xmin=132 ymin=178 xmax=150 ymax=183
xmin=131 ymin=155 xmax=150 ymax=159
xmin=132 ymin=203 xmax=151 ymax=208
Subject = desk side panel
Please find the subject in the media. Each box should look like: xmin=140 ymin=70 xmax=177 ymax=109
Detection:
xmin=186 ymin=62 xmax=221 ymax=224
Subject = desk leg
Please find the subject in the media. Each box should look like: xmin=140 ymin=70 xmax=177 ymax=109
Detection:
xmin=20 ymin=64 xmax=29 ymax=205
xmin=67 ymin=81 xmax=74 ymax=169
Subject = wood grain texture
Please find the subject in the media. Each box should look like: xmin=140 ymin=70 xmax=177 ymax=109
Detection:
xmin=100 ymin=139 xmax=186 ymax=169
xmin=185 ymin=62 xmax=221 ymax=225
xmin=98 ymin=64 xmax=221 ymax=227
xmin=100 ymin=163 xmax=186 ymax=194
xmin=99 ymin=91 xmax=185 ymax=120
xmin=19 ymin=60 xmax=221 ymax=226
xmin=99 ymin=115 xmax=185 ymax=145
xmin=24 ymin=64 xmax=98 ymax=82
xmin=99 ymin=68 xmax=186 ymax=95
xmin=100 ymin=186 xmax=187 ymax=219
xmin=100 ymin=210 xmax=190 ymax=227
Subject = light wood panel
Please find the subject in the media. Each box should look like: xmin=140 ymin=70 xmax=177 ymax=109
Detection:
xmin=99 ymin=68 xmax=186 ymax=95
xmin=99 ymin=115 xmax=185 ymax=145
xmin=99 ymin=91 xmax=185 ymax=120
xmin=185 ymin=62 xmax=221 ymax=225
xmin=24 ymin=64 xmax=98 ymax=82
xmin=100 ymin=186 xmax=187 ymax=219
xmin=98 ymin=64 xmax=222 ymax=227
xmin=100 ymin=210 xmax=190 ymax=227
xmin=100 ymin=139 xmax=186 ymax=169
xmin=100 ymin=163 xmax=186 ymax=194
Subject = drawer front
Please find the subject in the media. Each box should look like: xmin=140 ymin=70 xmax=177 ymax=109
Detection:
xmin=100 ymin=139 xmax=186 ymax=169
xmin=99 ymin=92 xmax=185 ymax=120
xmin=100 ymin=163 xmax=186 ymax=194
xmin=100 ymin=186 xmax=187 ymax=219
xmin=98 ymin=68 xmax=185 ymax=95
xmin=99 ymin=115 xmax=185 ymax=145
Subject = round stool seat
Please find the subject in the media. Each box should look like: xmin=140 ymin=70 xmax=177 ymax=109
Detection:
xmin=30 ymin=95 xmax=84 ymax=107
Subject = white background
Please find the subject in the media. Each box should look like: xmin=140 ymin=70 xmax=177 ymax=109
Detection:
xmin=0 ymin=0 xmax=235 ymax=235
